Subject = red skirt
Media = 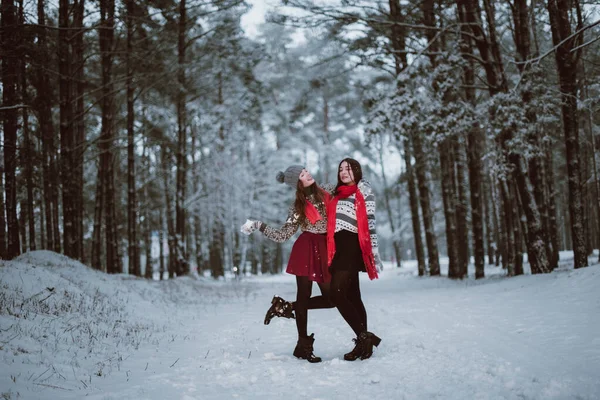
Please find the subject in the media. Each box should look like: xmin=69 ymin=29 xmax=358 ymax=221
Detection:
xmin=286 ymin=232 xmax=331 ymax=283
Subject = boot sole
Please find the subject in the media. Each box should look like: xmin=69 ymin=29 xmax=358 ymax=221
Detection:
xmin=293 ymin=352 xmax=322 ymax=363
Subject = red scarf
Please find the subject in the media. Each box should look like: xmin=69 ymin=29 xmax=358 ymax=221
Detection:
xmin=305 ymin=189 xmax=330 ymax=225
xmin=326 ymin=184 xmax=378 ymax=280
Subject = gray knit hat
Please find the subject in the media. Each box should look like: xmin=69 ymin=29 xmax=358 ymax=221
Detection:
xmin=276 ymin=165 xmax=304 ymax=187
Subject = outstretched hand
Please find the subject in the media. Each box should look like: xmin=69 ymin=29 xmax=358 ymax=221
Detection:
xmin=240 ymin=219 xmax=262 ymax=235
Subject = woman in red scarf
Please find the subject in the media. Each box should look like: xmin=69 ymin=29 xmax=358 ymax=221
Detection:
xmin=241 ymin=165 xmax=335 ymax=363
xmin=327 ymin=158 xmax=383 ymax=360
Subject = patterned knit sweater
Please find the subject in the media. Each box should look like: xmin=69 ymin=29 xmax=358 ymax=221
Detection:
xmin=334 ymin=180 xmax=378 ymax=250
xmin=260 ymin=183 xmax=335 ymax=243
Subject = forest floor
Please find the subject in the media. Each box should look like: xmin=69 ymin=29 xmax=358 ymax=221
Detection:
xmin=1 ymin=250 xmax=599 ymax=400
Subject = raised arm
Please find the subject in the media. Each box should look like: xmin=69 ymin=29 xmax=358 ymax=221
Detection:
xmin=259 ymin=205 xmax=300 ymax=243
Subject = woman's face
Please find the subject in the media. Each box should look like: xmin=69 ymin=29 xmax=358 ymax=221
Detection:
xmin=339 ymin=161 xmax=355 ymax=185
xmin=299 ymin=169 xmax=315 ymax=187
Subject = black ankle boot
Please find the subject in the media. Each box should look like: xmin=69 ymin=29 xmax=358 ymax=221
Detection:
xmin=293 ymin=333 xmax=322 ymax=363
xmin=344 ymin=337 xmax=364 ymax=361
xmin=358 ymin=331 xmax=381 ymax=360
xmin=264 ymin=296 xmax=295 ymax=325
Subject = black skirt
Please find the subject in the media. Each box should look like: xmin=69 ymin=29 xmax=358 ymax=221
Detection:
xmin=329 ymin=230 xmax=366 ymax=273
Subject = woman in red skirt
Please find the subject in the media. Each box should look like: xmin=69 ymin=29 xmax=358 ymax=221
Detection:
xmin=241 ymin=165 xmax=335 ymax=363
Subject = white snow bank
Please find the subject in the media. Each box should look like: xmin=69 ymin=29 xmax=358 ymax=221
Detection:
xmin=1 ymin=250 xmax=599 ymax=400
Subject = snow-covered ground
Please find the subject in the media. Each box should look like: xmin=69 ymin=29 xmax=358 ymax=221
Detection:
xmin=1 ymin=250 xmax=599 ymax=400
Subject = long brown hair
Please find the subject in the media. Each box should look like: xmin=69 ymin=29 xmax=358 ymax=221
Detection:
xmin=293 ymin=181 xmax=326 ymax=224
xmin=335 ymin=158 xmax=363 ymax=193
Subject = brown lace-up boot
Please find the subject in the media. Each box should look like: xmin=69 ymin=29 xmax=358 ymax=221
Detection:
xmin=293 ymin=333 xmax=322 ymax=363
xmin=264 ymin=295 xmax=295 ymax=325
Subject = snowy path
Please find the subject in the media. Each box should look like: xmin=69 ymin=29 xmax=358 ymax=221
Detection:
xmin=60 ymin=266 xmax=600 ymax=400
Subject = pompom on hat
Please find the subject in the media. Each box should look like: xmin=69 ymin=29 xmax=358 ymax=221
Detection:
xmin=276 ymin=165 xmax=304 ymax=187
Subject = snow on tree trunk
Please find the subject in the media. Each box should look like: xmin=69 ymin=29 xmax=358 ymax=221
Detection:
xmin=455 ymin=141 xmax=470 ymax=278
xmin=545 ymin=145 xmax=560 ymax=267
xmin=546 ymin=0 xmax=587 ymax=269
xmin=412 ymin=131 xmax=440 ymax=276
xmin=404 ymin=141 xmax=426 ymax=275
xmin=459 ymin=8 xmax=485 ymax=277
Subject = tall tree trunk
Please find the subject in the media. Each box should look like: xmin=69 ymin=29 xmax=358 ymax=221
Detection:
xmin=377 ymin=137 xmax=401 ymax=268
xmin=546 ymin=0 xmax=587 ymax=268
xmin=19 ymin=206 xmax=27 ymax=253
xmin=39 ymin=174 xmax=46 ymax=249
xmin=411 ymin=0 xmax=440 ymax=275
xmin=455 ymin=141 xmax=470 ymax=278
xmin=510 ymin=155 xmax=550 ymax=273
xmin=388 ymin=0 xmax=425 ymax=273
xmin=73 ymin=0 xmax=85 ymax=261
xmin=483 ymin=175 xmax=496 ymax=265
xmin=144 ymin=211 xmax=152 ymax=279
xmin=143 ymin=142 xmax=153 ymax=279
xmin=35 ymin=0 xmax=56 ymax=252
xmin=1 ymin=0 xmax=21 ymax=259
xmin=404 ymin=142 xmax=426 ymax=275
xmin=459 ymin=7 xmax=486 ymax=277
xmin=92 ymin=163 xmax=105 ymax=270
xmin=322 ymin=90 xmax=330 ymax=184
xmin=159 ymin=207 xmax=165 ymax=280
xmin=20 ymin=0 xmax=35 ymax=251
xmin=126 ymin=0 xmax=140 ymax=276
xmin=175 ymin=0 xmax=189 ymax=275
xmin=459 ymin=1 xmax=486 ymax=275
xmin=461 ymin=0 xmax=550 ymax=274
xmin=191 ymin=129 xmax=204 ymax=274
xmin=59 ymin=0 xmax=76 ymax=258
xmin=581 ymin=58 xmax=600 ymax=263
xmin=412 ymin=130 xmax=440 ymax=276
xmin=511 ymin=0 xmax=553 ymax=271
xmin=162 ymin=147 xmax=176 ymax=279
xmin=250 ymin=235 xmax=258 ymax=275
xmin=0 ymin=162 xmax=6 ymax=257
xmin=500 ymin=181 xmax=515 ymax=275
xmin=99 ymin=0 xmax=120 ymax=273
xmin=514 ymin=183 xmax=526 ymax=276
xmin=440 ymin=140 xmax=459 ymax=278
xmin=260 ymin=242 xmax=270 ymax=274
xmin=211 ymin=223 xmax=225 ymax=278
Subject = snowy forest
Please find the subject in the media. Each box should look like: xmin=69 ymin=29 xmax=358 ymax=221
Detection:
xmin=1 ymin=0 xmax=600 ymax=279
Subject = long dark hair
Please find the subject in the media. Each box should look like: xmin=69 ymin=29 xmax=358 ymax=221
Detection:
xmin=335 ymin=158 xmax=363 ymax=193
xmin=293 ymin=181 xmax=326 ymax=224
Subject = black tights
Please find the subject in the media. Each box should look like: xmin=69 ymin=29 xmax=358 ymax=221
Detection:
xmin=294 ymin=276 xmax=334 ymax=338
xmin=329 ymin=270 xmax=367 ymax=336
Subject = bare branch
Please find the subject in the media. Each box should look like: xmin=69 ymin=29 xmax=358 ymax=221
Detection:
xmin=510 ymin=19 xmax=600 ymax=67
